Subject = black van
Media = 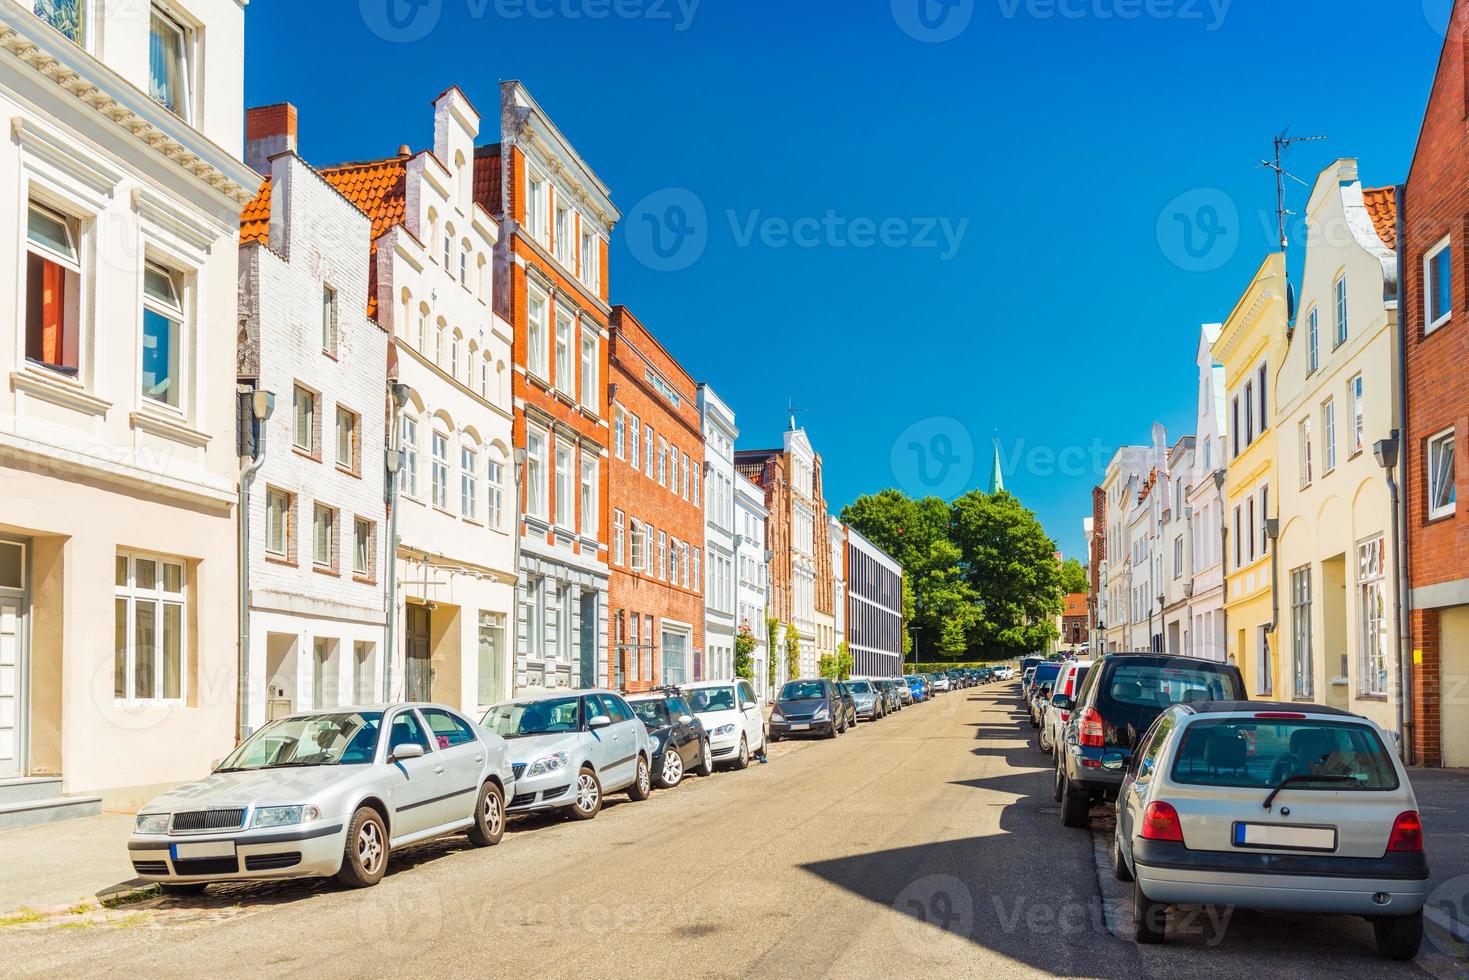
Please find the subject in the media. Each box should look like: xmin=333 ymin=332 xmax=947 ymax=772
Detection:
xmin=1052 ymin=654 xmax=1245 ymax=828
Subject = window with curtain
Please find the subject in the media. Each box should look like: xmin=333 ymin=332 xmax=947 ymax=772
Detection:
xmin=148 ymin=5 xmax=191 ymax=120
xmin=24 ymin=203 xmax=82 ymax=375
xmin=1291 ymin=566 xmax=1313 ymax=698
xmin=1358 ymin=537 xmax=1388 ymax=696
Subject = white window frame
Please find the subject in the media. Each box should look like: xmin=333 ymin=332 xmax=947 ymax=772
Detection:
xmin=1298 ymin=416 xmax=1313 ymax=489
xmin=431 ymin=430 xmax=450 ymax=511
xmin=525 ymin=427 xmax=548 ymax=520
xmin=579 ymin=326 xmax=598 ymax=411
xmin=1307 ymin=306 xmax=1319 ymax=373
xmin=525 ymin=167 xmax=549 ymax=246
xmin=527 ymin=287 xmax=549 ymax=379
xmin=353 ymin=517 xmax=374 ymax=578
xmin=1349 ymin=374 xmax=1365 ymax=457
xmin=1323 ymin=399 xmax=1337 ymax=474
xmin=487 ymin=452 xmax=505 ymax=530
xmin=140 ymin=259 xmax=186 ymax=410
xmin=554 ymin=309 xmax=573 ymax=395
xmin=336 ymin=406 xmax=358 ymax=472
xmin=1428 ymin=427 xmax=1457 ymax=521
xmin=1357 ymin=536 xmax=1389 ymax=697
xmin=148 ymin=3 xmax=195 ymax=122
xmin=1426 ymin=235 xmax=1454 ymax=335
xmin=613 ymin=509 xmax=625 ymax=565
xmin=293 ymin=385 xmax=316 ymax=455
xmin=580 ymin=455 xmax=598 ymax=538
xmin=114 ymin=551 xmax=187 ymax=704
xmin=554 ymin=441 xmax=574 ymax=529
xmin=321 ymin=283 xmax=337 ymax=354
xmin=22 ymin=201 xmax=85 ymax=377
xmin=312 ymin=502 xmax=336 ymax=569
xmin=461 ymin=444 xmax=480 ymax=522
xmin=264 ymin=487 xmax=290 ymax=557
xmin=1334 ymin=273 xmax=1349 ymax=348
xmin=1291 ymin=564 xmax=1313 ymax=699
xmin=400 ymin=415 xmax=420 ymax=499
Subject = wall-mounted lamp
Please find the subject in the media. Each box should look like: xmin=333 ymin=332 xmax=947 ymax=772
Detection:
xmin=251 ymin=389 xmax=276 ymax=422
xmin=1373 ymin=434 xmax=1401 ymax=472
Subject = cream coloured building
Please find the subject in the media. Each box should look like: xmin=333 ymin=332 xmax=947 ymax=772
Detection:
xmin=1274 ymin=160 xmax=1400 ymax=730
xmin=0 ymin=0 xmax=257 ymax=811
xmin=1186 ymin=323 xmax=1228 ymax=661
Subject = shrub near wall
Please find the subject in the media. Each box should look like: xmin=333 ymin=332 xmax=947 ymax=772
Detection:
xmin=908 ymin=661 xmax=1013 ymax=672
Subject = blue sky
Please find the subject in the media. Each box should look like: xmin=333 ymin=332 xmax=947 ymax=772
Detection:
xmin=245 ymin=0 xmax=1451 ymax=558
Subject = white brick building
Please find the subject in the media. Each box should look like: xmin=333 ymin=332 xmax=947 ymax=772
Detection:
xmin=238 ymin=132 xmax=389 ymax=731
xmin=734 ymin=470 xmax=769 ymax=696
xmin=699 ymin=384 xmax=738 ymax=680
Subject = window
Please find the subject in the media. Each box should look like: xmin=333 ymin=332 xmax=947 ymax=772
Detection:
xmin=33 ymin=0 xmax=87 ymax=43
xmin=630 ymin=519 xmax=646 ymax=571
xmin=580 ymin=328 xmax=597 ymax=410
xmin=645 ymin=425 xmax=656 ymax=476
xmin=1230 ymin=396 xmax=1241 ymax=458
xmin=312 ymin=637 xmax=335 ymax=706
xmin=1358 ymin=537 xmax=1389 ymax=696
xmin=526 ymin=169 xmax=548 ymax=244
xmin=693 ymin=548 xmax=701 ymax=592
xmin=1257 ymin=626 xmax=1273 ymax=696
xmin=580 ymin=229 xmax=600 ymax=293
xmin=1349 ymin=375 xmax=1365 ymax=456
xmin=1244 ymin=380 xmax=1255 ymax=446
xmin=431 ymin=431 xmax=449 ymax=510
xmin=487 ymin=453 xmax=505 ymax=529
xmin=1334 ymin=274 xmax=1348 ymax=347
xmin=114 ymin=553 xmax=185 ymax=702
xmin=461 ymin=446 xmax=479 ymax=520
xmin=265 ymin=488 xmax=291 ymax=557
xmin=554 ymin=204 xmax=573 ymax=265
xmin=449 ymin=332 xmax=460 ymax=380
xmin=141 ymin=262 xmax=183 ymax=407
xmin=580 ymin=456 xmax=597 ymax=537
xmin=554 ymin=311 xmax=574 ymax=394
xmin=657 ymin=436 xmax=668 ymax=486
xmin=614 ymin=410 xmax=626 ymax=459
xmin=613 ymin=509 xmax=625 ymax=565
xmin=1323 ymin=399 xmax=1337 ymax=473
xmin=681 ymin=453 xmax=690 ymax=500
xmin=477 ymin=613 xmax=506 ymax=706
xmin=400 ymin=415 xmax=419 ymax=498
xmin=1173 ymin=536 xmax=1183 ymax=579
xmin=1428 ymin=428 xmax=1457 ymax=521
xmin=336 ymin=407 xmax=358 ymax=471
xmin=353 ymin=642 xmax=375 ymax=704
xmin=313 ymin=503 xmax=336 ymax=569
xmin=460 ymin=241 xmax=470 ymax=285
xmin=527 ymin=289 xmax=548 ymax=378
xmin=1291 ymin=565 xmax=1313 ymax=698
xmin=1298 ymin=417 xmax=1313 ymax=489
xmin=1233 ymin=505 xmax=1242 ymax=569
xmin=681 ymin=541 xmax=691 ymax=588
xmin=353 ymin=518 xmax=374 ymax=577
xmin=23 ymin=203 xmax=82 ymax=375
xmin=1307 ymin=307 xmax=1319 ymax=373
xmin=293 ymin=386 xmax=316 ymax=454
xmin=148 ymin=5 xmax=192 ymax=120
xmin=1426 ymin=236 xmax=1453 ymax=333
xmin=657 ymin=530 xmax=668 ymax=580
xmin=692 ymin=464 xmax=701 ymax=506
xmin=321 ymin=284 xmax=337 ymax=353
xmin=554 ymin=442 xmax=573 ymax=527
xmin=1260 ymin=485 xmax=1270 ymax=555
xmin=630 ymin=415 xmax=641 ymax=467
xmin=1256 ymin=363 xmax=1268 ymax=432
xmin=526 ymin=428 xmax=547 ymax=519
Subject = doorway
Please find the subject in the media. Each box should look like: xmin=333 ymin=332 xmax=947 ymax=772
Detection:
xmin=0 ymin=538 xmax=30 ymax=780
xmin=406 ymin=604 xmax=433 ymax=702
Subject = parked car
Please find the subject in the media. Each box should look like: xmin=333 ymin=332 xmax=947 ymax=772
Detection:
xmin=1021 ymin=667 xmax=1037 ymax=700
xmin=929 ymin=672 xmax=952 ymax=693
xmin=1020 ymin=656 xmax=1043 ymax=677
xmin=996 ymin=666 xmax=1016 ymax=681
xmin=894 ymin=679 xmax=915 ymax=706
xmin=482 ymin=689 xmax=654 ymax=821
xmin=836 ymin=682 xmax=860 ymax=728
xmin=770 ymin=678 xmax=846 ymax=739
xmin=684 ymin=678 xmax=767 ymax=769
xmin=1053 ymin=653 xmax=1246 ymax=828
xmin=1028 ymin=662 xmax=1064 ymax=727
xmin=1112 ymin=700 xmax=1427 ymax=960
xmin=627 ymin=689 xmax=711 ymax=788
xmin=845 ymin=679 xmax=885 ymax=721
xmin=1040 ymin=661 xmax=1092 ymax=755
xmin=904 ymin=674 xmax=930 ymax=702
xmin=129 ymin=705 xmax=513 ymax=893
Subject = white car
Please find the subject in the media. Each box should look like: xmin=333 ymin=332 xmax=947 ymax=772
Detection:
xmin=683 ymin=678 xmax=766 ymax=768
xmin=1040 ymin=661 xmax=1093 ymax=756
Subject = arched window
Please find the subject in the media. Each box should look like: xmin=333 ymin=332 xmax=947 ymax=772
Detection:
xmin=487 ymin=447 xmax=506 ymax=530
xmin=460 ymin=239 xmax=472 ymax=285
xmin=443 ymin=222 xmax=455 ymax=270
xmin=479 ymin=353 xmax=490 ymax=398
xmin=449 ymin=330 xmax=462 ymax=379
xmin=435 ymin=319 xmax=447 ymax=366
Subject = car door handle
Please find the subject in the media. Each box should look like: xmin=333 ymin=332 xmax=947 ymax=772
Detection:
xmin=434 ymin=765 xmax=445 ymax=774
xmin=474 ymin=756 xmax=483 ymax=765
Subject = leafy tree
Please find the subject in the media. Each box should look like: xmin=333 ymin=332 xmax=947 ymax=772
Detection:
xmin=734 ymin=622 xmax=756 ymax=682
xmin=1059 ymin=557 xmax=1089 ymax=597
xmin=836 ymin=641 xmax=854 ymax=681
xmin=766 ymin=618 xmax=780 ymax=688
xmin=950 ymin=490 xmax=1063 ymax=659
xmin=784 ymin=624 xmax=801 ymax=682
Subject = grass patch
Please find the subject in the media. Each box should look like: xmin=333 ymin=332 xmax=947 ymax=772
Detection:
xmin=101 ymin=885 xmax=159 ymax=909
xmin=0 ymin=907 xmax=43 ymax=927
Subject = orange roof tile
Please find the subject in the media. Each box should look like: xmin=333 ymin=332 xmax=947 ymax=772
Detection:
xmin=1064 ymin=593 xmax=1088 ymax=618
xmin=1362 ymin=186 xmax=1397 ymax=251
xmin=239 ymin=178 xmax=272 ymax=246
xmin=319 ymin=158 xmax=409 ymax=249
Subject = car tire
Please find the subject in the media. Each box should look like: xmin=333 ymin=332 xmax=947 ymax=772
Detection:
xmin=1059 ymin=774 xmax=1090 ymax=828
xmin=825 ymin=721 xmax=839 ymax=740
xmin=1132 ymin=878 xmax=1166 ymax=944
xmin=336 ymin=806 xmax=389 ymax=888
xmin=1372 ymin=910 xmax=1423 ymax=961
xmin=159 ymin=882 xmax=209 ymax=897
xmin=628 ymin=755 xmax=653 ymax=801
xmin=466 ymin=781 xmax=505 ymax=847
xmin=1052 ymin=762 xmax=1064 ymax=803
xmin=570 ymin=766 xmax=602 ymax=820
xmin=695 ymin=737 xmax=714 ymax=776
xmin=657 ymin=748 xmax=684 ymax=788
xmin=729 ymin=735 xmax=751 ymax=771
xmin=1112 ymin=833 xmax=1133 ymax=882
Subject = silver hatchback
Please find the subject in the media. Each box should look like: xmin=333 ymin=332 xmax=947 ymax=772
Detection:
xmin=1111 ymin=701 xmax=1428 ymax=960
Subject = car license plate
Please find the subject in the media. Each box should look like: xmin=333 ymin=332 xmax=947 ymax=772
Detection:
xmin=171 ymin=840 xmax=236 ymax=860
xmin=790 ymin=723 xmax=810 ymax=731
xmin=1232 ymin=822 xmax=1337 ymax=852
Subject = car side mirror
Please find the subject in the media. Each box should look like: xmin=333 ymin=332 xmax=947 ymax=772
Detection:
xmin=678 ymin=714 xmax=694 ymax=726
xmin=1101 ymin=751 xmax=1126 ymax=771
xmin=589 ymin=714 xmax=612 ymax=730
xmin=209 ymin=758 xmax=223 ymax=771
xmin=1051 ymin=695 xmax=1072 ymax=711
xmin=391 ymin=743 xmax=426 ymax=761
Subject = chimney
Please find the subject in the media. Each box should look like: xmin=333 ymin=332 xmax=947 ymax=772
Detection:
xmin=246 ymin=103 xmax=298 ymax=175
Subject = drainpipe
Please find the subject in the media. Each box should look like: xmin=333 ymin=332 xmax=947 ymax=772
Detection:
xmin=1393 ymin=182 xmax=1415 ymax=764
xmin=1213 ymin=468 xmax=1229 ymax=662
xmin=382 ymin=382 xmax=410 ymax=702
xmin=510 ymin=445 xmax=527 ymax=697
xmin=1377 ymin=433 xmax=1408 ymax=758
xmin=238 ymin=388 xmax=275 ymax=743
xmin=1264 ymin=517 xmax=1280 ymax=661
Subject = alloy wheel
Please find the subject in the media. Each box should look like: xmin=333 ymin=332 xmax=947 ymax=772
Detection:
xmin=662 ymin=750 xmax=683 ymax=785
xmin=576 ymin=772 xmax=600 ymax=813
xmin=357 ymin=820 xmax=385 ymax=875
xmin=483 ymin=789 xmax=503 ymax=838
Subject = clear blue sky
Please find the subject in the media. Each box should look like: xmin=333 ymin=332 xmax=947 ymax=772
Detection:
xmin=245 ymin=0 xmax=1450 ymax=558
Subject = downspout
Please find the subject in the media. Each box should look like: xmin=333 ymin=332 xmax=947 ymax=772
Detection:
xmin=510 ymin=445 xmax=525 ymax=697
xmin=1394 ymin=184 xmax=1414 ymax=763
xmin=1384 ymin=440 xmax=1408 ymax=758
xmin=238 ymin=392 xmax=271 ymax=743
xmin=383 ymin=382 xmax=408 ymax=702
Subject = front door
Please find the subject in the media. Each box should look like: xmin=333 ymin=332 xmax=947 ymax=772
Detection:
xmin=0 ymin=539 xmax=29 ymax=780
xmin=405 ymin=605 xmax=432 ymax=702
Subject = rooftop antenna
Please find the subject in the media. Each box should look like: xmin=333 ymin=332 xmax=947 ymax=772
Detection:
xmin=787 ymin=399 xmax=807 ymax=431
xmin=1259 ymin=130 xmax=1328 ymax=253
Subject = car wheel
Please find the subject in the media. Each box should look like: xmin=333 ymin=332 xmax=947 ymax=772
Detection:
xmin=1132 ymin=878 xmax=1166 ymax=944
xmin=1059 ymin=774 xmax=1090 ymax=828
xmin=1038 ymin=728 xmax=1049 ymax=753
xmin=570 ymin=766 xmax=602 ymax=820
xmin=336 ymin=806 xmax=389 ymax=888
xmin=466 ymin=781 xmax=505 ymax=847
xmin=733 ymin=735 xmax=750 ymax=770
xmin=658 ymin=748 xmax=684 ymax=788
xmin=1052 ymin=762 xmax=1064 ymax=803
xmin=695 ymin=737 xmax=714 ymax=776
xmin=1372 ymin=911 xmax=1423 ymax=961
xmin=159 ymin=882 xmax=209 ymax=897
xmin=825 ymin=721 xmax=839 ymax=739
xmin=628 ymin=755 xmax=653 ymax=801
xmin=1112 ymin=832 xmax=1133 ymax=882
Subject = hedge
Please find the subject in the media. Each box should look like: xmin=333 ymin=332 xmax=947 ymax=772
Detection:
xmin=905 ymin=661 xmax=1013 ymax=672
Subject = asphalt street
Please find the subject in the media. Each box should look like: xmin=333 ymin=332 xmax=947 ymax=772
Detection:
xmin=1 ymin=685 xmax=1464 ymax=978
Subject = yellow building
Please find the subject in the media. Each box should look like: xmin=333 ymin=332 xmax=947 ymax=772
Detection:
xmin=1214 ymin=254 xmax=1289 ymax=695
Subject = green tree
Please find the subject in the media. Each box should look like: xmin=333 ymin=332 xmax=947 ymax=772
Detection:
xmin=766 ymin=618 xmax=780 ymax=688
xmin=734 ymin=622 xmax=756 ymax=682
xmin=836 ymin=641 xmax=854 ymax=681
xmin=950 ymin=490 xmax=1063 ymax=660
xmin=1059 ymin=557 xmax=1088 ymax=596
xmin=784 ymin=624 xmax=801 ymax=682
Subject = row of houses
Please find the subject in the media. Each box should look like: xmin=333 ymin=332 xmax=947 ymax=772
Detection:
xmin=1085 ymin=4 xmax=1469 ymax=768
xmin=0 ymin=1 xmax=904 ymax=821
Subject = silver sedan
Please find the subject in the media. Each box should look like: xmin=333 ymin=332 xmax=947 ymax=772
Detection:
xmin=128 ymin=704 xmax=515 ymax=893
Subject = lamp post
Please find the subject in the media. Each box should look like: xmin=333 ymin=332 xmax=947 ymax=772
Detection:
xmin=1374 ymin=432 xmax=1410 ymax=761
xmin=238 ymin=388 xmax=275 ymax=742
xmin=1156 ymin=593 xmax=1166 ymax=653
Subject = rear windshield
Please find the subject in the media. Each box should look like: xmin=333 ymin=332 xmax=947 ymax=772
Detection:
xmin=1104 ymin=664 xmax=1242 ymax=709
xmin=1032 ymin=664 xmax=1062 ymax=685
xmin=1170 ymin=719 xmax=1399 ymax=791
xmin=780 ymin=681 xmax=826 ymax=701
xmin=848 ymin=681 xmax=872 ymax=693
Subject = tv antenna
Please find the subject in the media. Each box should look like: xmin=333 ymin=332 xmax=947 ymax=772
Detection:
xmin=787 ymin=399 xmax=807 ymax=431
xmin=1259 ymin=130 xmax=1327 ymax=252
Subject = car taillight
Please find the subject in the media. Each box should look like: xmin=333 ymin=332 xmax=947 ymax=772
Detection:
xmin=1079 ymin=707 xmax=1104 ymax=747
xmin=1387 ymin=811 xmax=1424 ymax=853
xmin=1140 ymin=802 xmax=1185 ymax=843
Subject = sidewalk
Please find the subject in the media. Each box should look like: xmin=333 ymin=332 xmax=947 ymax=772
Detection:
xmin=0 ymin=813 xmax=139 ymax=917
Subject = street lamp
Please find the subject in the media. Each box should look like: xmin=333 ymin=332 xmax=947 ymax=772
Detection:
xmin=1374 ymin=431 xmax=1410 ymax=761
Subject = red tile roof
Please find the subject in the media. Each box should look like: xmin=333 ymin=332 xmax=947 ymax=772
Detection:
xmin=239 ymin=178 xmax=272 ymax=247
xmin=473 ymin=145 xmax=503 ymax=219
xmin=319 ymin=158 xmax=409 ymax=247
xmin=1362 ymin=186 xmax=1397 ymax=251
xmin=1064 ymin=593 xmax=1088 ymax=618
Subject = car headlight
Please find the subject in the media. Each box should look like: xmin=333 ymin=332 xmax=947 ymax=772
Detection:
xmin=252 ymin=805 xmax=320 ymax=829
xmin=134 ymin=812 xmax=170 ymax=834
xmin=526 ymin=751 xmax=568 ymax=778
xmin=652 ymin=734 xmax=666 ymax=753
xmin=770 ymin=710 xmax=784 ymax=723
xmin=813 ymin=705 xmax=829 ymax=720
xmin=711 ymin=724 xmax=736 ymax=737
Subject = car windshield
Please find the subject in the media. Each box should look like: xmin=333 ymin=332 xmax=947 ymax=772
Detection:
xmin=905 ymin=676 xmax=922 ymax=683
xmin=1107 ymin=663 xmax=1243 ymax=708
xmin=218 ymin=711 xmax=384 ymax=770
xmin=848 ymin=681 xmax=873 ymax=693
xmin=482 ymin=697 xmax=581 ymax=738
xmin=1032 ymin=664 xmax=1062 ymax=686
xmin=1171 ymin=719 xmax=1399 ymax=791
xmin=688 ymin=687 xmax=737 ymax=712
xmin=629 ymin=699 xmax=669 ymax=729
xmin=780 ymin=681 xmax=826 ymax=701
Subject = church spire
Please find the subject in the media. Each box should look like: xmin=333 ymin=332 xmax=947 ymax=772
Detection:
xmin=988 ymin=436 xmax=1005 ymax=494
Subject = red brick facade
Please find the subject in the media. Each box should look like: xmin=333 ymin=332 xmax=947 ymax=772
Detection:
xmin=1403 ymin=6 xmax=1469 ymax=765
xmin=738 ymin=452 xmax=792 ymax=623
xmin=607 ymin=307 xmax=705 ymax=690
xmin=1089 ymin=485 xmax=1105 ymax=644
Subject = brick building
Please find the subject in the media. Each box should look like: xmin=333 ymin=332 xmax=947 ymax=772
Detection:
xmin=475 ymin=81 xmax=617 ymax=692
xmin=607 ymin=307 xmax=704 ymax=690
xmin=1061 ymin=594 xmax=1088 ymax=651
xmin=1088 ymin=486 xmax=1105 ymax=650
xmin=1403 ymin=5 xmax=1469 ymax=766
